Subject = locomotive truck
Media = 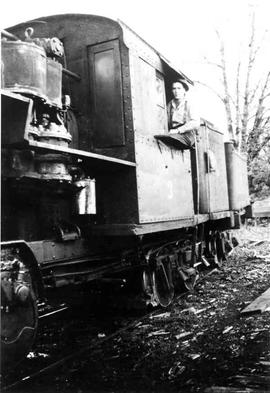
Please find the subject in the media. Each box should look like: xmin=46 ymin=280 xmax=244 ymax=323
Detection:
xmin=1 ymin=14 xmax=251 ymax=369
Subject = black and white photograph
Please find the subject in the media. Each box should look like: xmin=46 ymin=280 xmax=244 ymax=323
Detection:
xmin=1 ymin=0 xmax=270 ymax=392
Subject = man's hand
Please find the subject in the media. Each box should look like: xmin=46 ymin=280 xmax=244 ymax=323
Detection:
xmin=169 ymin=128 xmax=184 ymax=134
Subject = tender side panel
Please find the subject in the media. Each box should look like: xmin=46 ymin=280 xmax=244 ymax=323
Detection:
xmin=128 ymin=48 xmax=193 ymax=224
xmin=135 ymin=134 xmax=194 ymax=223
xmin=196 ymin=124 xmax=230 ymax=215
xmin=207 ymin=126 xmax=229 ymax=213
xmin=196 ymin=126 xmax=210 ymax=214
xmin=130 ymin=52 xmax=167 ymax=136
xmin=225 ymin=142 xmax=250 ymax=210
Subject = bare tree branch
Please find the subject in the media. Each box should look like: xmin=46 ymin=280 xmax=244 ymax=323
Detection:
xmin=194 ymin=80 xmax=226 ymax=103
xmin=248 ymin=80 xmax=261 ymax=106
xmin=251 ymin=71 xmax=270 ymax=132
xmin=203 ymin=57 xmax=223 ymax=69
xmin=241 ymin=12 xmax=256 ymax=151
xmin=216 ymin=30 xmax=234 ymax=140
xmin=235 ymin=61 xmax=241 ymax=143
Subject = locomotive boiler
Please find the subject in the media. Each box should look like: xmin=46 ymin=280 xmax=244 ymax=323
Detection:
xmin=1 ymin=14 xmax=251 ymax=370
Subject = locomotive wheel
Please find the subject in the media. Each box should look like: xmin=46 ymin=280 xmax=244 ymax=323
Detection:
xmin=183 ymin=269 xmax=198 ymax=291
xmin=152 ymin=260 xmax=174 ymax=307
xmin=216 ymin=232 xmax=226 ymax=262
xmin=1 ymin=289 xmax=38 ymax=372
xmin=224 ymin=231 xmax=233 ymax=253
xmin=142 ymin=269 xmax=158 ymax=306
xmin=206 ymin=231 xmax=219 ymax=266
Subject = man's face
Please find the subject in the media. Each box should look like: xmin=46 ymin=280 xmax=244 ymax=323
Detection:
xmin=172 ymin=82 xmax=186 ymax=100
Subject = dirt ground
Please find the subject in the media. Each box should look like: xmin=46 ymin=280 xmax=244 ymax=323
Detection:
xmin=44 ymin=223 xmax=268 ymax=393
xmin=12 ymin=224 xmax=270 ymax=393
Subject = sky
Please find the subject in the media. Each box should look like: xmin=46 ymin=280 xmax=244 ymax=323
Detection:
xmin=1 ymin=0 xmax=270 ymax=132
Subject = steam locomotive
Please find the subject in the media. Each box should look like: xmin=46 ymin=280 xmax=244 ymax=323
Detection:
xmin=1 ymin=14 xmax=251 ymax=369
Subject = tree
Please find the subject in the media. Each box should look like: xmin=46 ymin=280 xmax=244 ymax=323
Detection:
xmin=198 ymin=12 xmax=270 ymax=199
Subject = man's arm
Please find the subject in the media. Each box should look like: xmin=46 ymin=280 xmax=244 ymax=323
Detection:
xmin=170 ymin=119 xmax=200 ymax=134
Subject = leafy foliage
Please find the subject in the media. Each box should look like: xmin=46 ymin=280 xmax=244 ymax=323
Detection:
xmin=248 ymin=150 xmax=270 ymax=200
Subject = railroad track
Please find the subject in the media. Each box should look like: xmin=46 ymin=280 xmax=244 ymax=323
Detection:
xmin=1 ymin=308 xmax=168 ymax=390
xmin=1 ymin=271 xmax=207 ymax=392
xmin=0 ymin=265 xmax=236 ymax=391
xmin=2 ymin=317 xmax=144 ymax=391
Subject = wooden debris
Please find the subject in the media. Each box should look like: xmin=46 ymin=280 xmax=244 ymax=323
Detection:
xmin=168 ymin=362 xmax=186 ymax=376
xmin=137 ymin=324 xmax=152 ymax=329
xmin=207 ymin=268 xmax=220 ymax=276
xmin=181 ymin=341 xmax=190 ymax=348
xmin=180 ymin=307 xmax=196 ymax=314
xmin=232 ymin=374 xmax=270 ymax=385
xmin=205 ymin=387 xmax=268 ymax=392
xmin=27 ymin=352 xmax=49 ymax=359
xmin=253 ymin=240 xmax=267 ymax=247
xmin=250 ymin=332 xmax=260 ymax=339
xmin=147 ymin=330 xmax=170 ymax=337
xmin=241 ymin=288 xmax=270 ymax=314
xmin=222 ymin=326 xmax=233 ymax=334
xmin=251 ymin=329 xmax=269 ymax=333
xmin=196 ymin=307 xmax=209 ymax=315
xmin=259 ymin=361 xmax=270 ymax=367
xmin=149 ymin=312 xmax=171 ymax=319
xmin=190 ymin=353 xmax=201 ymax=360
xmin=202 ymin=256 xmax=210 ymax=267
xmin=175 ymin=331 xmax=192 ymax=340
